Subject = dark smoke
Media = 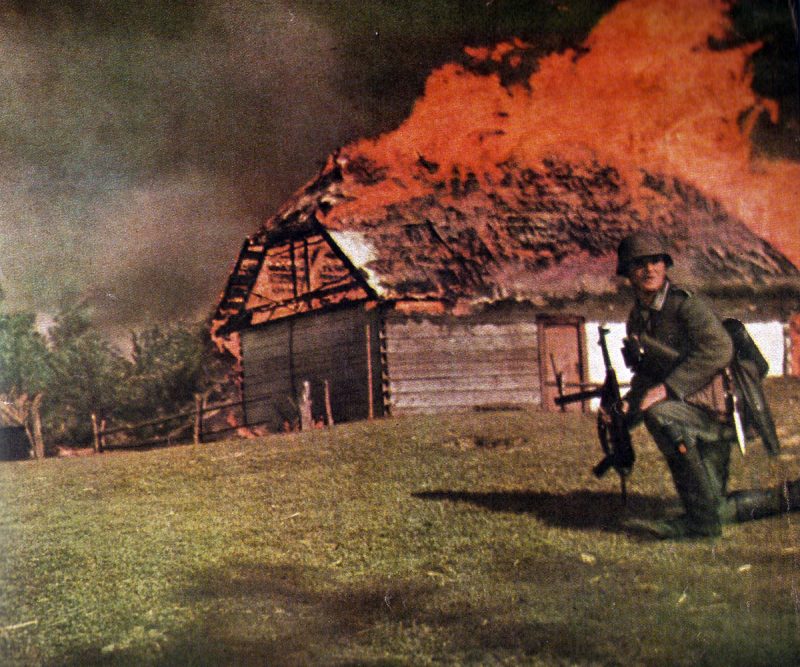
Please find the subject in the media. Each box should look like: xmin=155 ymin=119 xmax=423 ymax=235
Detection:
xmin=0 ymin=1 xmax=373 ymax=341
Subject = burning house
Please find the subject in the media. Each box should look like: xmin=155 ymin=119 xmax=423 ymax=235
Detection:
xmin=212 ymin=153 xmax=800 ymax=430
xmin=212 ymin=0 xmax=800 ymax=431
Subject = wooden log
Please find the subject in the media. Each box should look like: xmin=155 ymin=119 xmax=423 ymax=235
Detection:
xmin=99 ymin=418 xmax=107 ymax=453
xmin=324 ymin=380 xmax=334 ymax=426
xmin=101 ymin=408 xmax=195 ymax=436
xmin=194 ymin=394 xmax=203 ymax=444
xmin=30 ymin=394 xmax=45 ymax=459
xmin=299 ymin=380 xmax=313 ymax=431
xmin=366 ymin=323 xmax=374 ymax=420
xmin=91 ymin=413 xmax=100 ymax=453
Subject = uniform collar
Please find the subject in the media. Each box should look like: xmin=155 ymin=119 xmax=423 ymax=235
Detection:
xmin=637 ymin=279 xmax=670 ymax=312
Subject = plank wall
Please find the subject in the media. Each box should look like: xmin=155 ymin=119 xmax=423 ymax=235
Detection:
xmin=383 ymin=317 xmax=541 ymax=414
xmin=241 ymin=304 xmax=383 ymax=430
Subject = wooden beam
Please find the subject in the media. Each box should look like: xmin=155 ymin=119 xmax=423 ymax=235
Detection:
xmin=324 ymin=380 xmax=334 ymax=426
xmin=366 ymin=323 xmax=374 ymax=420
xmin=299 ymin=380 xmax=313 ymax=431
xmin=91 ymin=414 xmax=100 ymax=454
xmin=194 ymin=394 xmax=204 ymax=444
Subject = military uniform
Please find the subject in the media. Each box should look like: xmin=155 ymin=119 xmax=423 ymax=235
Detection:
xmin=625 ymin=281 xmax=735 ymax=536
xmin=616 ymin=232 xmax=799 ymax=539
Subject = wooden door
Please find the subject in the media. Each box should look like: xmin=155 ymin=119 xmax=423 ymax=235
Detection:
xmin=538 ymin=316 xmax=587 ymax=412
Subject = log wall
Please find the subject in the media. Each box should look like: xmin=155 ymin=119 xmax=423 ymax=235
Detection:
xmin=383 ymin=316 xmax=540 ymax=414
xmin=240 ymin=298 xmax=795 ymax=432
xmin=241 ymin=304 xmax=384 ymax=430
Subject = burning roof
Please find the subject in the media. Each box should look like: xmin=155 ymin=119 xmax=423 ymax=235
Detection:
xmin=214 ymin=150 xmax=798 ymax=333
xmin=214 ymin=0 xmax=800 ymax=337
xmin=329 ymin=153 xmax=799 ymax=300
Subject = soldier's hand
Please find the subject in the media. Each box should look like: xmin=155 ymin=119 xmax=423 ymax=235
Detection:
xmin=599 ymin=400 xmax=629 ymax=425
xmin=640 ymin=384 xmax=668 ymax=411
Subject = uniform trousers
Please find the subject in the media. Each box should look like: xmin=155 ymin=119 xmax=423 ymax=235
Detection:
xmin=643 ymin=399 xmax=792 ymax=525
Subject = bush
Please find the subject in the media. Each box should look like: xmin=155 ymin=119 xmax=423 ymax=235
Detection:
xmin=1 ymin=301 xmax=231 ymax=449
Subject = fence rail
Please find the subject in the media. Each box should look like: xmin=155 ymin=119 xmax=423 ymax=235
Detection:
xmin=91 ymin=391 xmax=281 ymax=452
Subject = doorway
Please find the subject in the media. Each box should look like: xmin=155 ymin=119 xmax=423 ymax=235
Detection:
xmin=538 ymin=316 xmax=588 ymax=412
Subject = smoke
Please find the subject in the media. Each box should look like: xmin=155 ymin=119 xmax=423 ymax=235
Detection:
xmin=0 ymin=1 xmax=369 ymax=338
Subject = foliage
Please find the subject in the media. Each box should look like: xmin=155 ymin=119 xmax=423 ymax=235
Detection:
xmin=0 ymin=312 xmax=51 ymax=396
xmin=124 ymin=324 xmax=207 ymax=421
xmin=0 ymin=303 xmax=223 ymax=448
xmin=44 ymin=306 xmax=131 ymax=445
xmin=0 ymin=311 xmax=50 ymax=455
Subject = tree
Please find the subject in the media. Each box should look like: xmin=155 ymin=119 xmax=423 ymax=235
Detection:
xmin=123 ymin=323 xmax=207 ymax=421
xmin=0 ymin=312 xmax=51 ymax=457
xmin=46 ymin=306 xmax=130 ymax=446
xmin=2 ymin=300 xmax=234 ymax=451
xmin=0 ymin=312 xmax=51 ymax=396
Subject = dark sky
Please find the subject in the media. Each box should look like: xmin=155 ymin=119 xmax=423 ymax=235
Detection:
xmin=0 ymin=0 xmax=796 ymax=341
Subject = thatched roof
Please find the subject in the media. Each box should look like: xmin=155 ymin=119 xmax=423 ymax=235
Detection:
xmin=214 ymin=150 xmax=800 ymax=332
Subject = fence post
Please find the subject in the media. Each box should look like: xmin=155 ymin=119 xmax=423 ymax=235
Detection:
xmin=30 ymin=394 xmax=45 ymax=459
xmin=366 ymin=323 xmax=374 ymax=420
xmin=299 ymin=380 xmax=313 ymax=431
xmin=91 ymin=413 xmax=100 ymax=453
xmin=324 ymin=380 xmax=334 ymax=426
xmin=194 ymin=393 xmax=204 ymax=444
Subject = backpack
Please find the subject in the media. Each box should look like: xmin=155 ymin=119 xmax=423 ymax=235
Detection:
xmin=722 ymin=318 xmax=780 ymax=455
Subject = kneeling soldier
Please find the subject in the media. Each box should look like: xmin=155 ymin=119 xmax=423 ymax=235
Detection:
xmin=615 ymin=232 xmax=799 ymax=539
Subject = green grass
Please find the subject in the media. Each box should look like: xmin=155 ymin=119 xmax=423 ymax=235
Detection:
xmin=2 ymin=379 xmax=800 ymax=666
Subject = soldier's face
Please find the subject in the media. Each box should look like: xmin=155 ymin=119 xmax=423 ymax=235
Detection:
xmin=628 ymin=255 xmax=667 ymax=298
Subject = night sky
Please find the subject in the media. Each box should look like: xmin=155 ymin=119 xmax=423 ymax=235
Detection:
xmin=0 ymin=1 xmax=796 ymax=343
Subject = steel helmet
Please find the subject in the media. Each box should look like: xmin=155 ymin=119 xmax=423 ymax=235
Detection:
xmin=616 ymin=232 xmax=674 ymax=276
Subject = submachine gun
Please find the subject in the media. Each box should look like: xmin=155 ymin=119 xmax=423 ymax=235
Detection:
xmin=554 ymin=325 xmax=635 ymax=503
xmin=619 ymin=319 xmax=780 ymax=457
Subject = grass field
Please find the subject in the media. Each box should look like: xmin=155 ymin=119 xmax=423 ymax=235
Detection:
xmin=1 ymin=379 xmax=799 ymax=666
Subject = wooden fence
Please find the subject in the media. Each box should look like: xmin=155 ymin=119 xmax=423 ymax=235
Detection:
xmin=91 ymin=380 xmax=335 ymax=452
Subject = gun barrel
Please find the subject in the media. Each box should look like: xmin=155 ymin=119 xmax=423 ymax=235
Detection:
xmin=554 ymin=387 xmax=602 ymax=407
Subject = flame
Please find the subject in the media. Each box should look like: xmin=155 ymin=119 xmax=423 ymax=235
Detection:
xmin=327 ymin=0 xmax=799 ymax=266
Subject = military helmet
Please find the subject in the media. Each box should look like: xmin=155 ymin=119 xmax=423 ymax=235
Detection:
xmin=616 ymin=231 xmax=674 ymax=276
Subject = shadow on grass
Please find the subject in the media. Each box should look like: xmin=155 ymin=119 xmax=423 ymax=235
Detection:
xmin=45 ymin=528 xmax=800 ymax=666
xmin=49 ymin=561 xmax=622 ymax=666
xmin=51 ymin=563 xmax=436 ymax=666
xmin=412 ymin=489 xmax=668 ymax=534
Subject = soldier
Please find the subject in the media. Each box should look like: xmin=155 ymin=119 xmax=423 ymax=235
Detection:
xmin=615 ymin=231 xmax=799 ymax=539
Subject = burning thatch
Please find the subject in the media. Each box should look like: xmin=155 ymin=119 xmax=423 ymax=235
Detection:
xmin=213 ymin=149 xmax=800 ymax=338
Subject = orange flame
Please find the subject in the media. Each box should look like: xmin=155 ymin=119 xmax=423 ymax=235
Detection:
xmin=328 ymin=0 xmax=799 ymax=266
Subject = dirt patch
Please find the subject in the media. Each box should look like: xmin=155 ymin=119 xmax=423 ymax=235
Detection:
xmin=443 ymin=435 xmax=530 ymax=451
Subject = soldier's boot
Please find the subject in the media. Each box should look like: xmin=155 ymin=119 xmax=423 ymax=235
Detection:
xmin=646 ymin=441 xmax=723 ymax=540
xmin=721 ymin=478 xmax=800 ymax=523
